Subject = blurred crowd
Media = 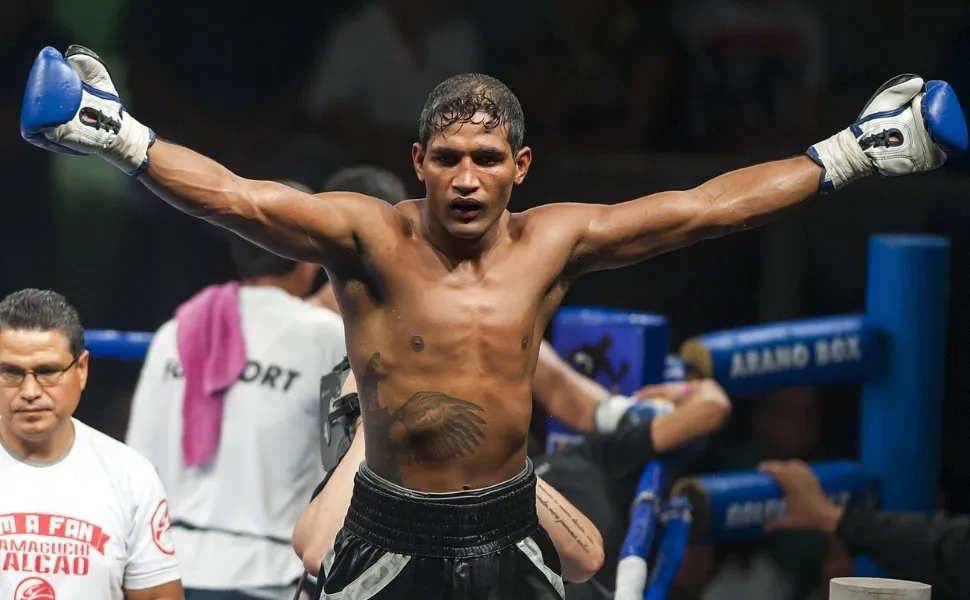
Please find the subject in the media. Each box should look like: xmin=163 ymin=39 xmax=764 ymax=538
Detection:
xmin=4 ymin=1 xmax=970 ymax=599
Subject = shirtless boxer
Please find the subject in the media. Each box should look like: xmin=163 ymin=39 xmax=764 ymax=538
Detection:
xmin=294 ymin=348 xmax=730 ymax=597
xmin=302 ymin=166 xmax=717 ymax=588
xmin=300 ymin=167 xmax=607 ymax=588
xmin=20 ymin=45 xmax=967 ymax=599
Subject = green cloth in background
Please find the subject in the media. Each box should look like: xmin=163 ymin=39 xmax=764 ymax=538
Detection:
xmin=49 ymin=0 xmax=134 ymax=322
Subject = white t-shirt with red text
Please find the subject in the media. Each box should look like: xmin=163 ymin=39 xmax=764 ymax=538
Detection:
xmin=0 ymin=419 xmax=181 ymax=600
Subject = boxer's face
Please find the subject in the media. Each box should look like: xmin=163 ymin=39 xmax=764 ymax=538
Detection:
xmin=413 ymin=114 xmax=531 ymax=239
xmin=0 ymin=329 xmax=87 ymax=446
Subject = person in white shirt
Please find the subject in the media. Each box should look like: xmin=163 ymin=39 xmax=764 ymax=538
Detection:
xmin=0 ymin=288 xmax=183 ymax=600
xmin=125 ymin=197 xmax=347 ymax=600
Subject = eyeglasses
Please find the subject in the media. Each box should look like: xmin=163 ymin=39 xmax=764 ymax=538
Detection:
xmin=0 ymin=357 xmax=79 ymax=388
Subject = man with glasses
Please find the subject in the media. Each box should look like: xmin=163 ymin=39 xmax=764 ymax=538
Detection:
xmin=0 ymin=288 xmax=184 ymax=600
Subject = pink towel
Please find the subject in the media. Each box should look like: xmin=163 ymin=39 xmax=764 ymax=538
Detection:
xmin=175 ymin=282 xmax=247 ymax=467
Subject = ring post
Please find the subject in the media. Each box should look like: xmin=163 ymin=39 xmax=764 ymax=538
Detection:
xmin=857 ymin=235 xmax=949 ymax=575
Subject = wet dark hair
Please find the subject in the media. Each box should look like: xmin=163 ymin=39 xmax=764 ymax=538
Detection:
xmin=418 ymin=73 xmax=526 ymax=154
xmin=324 ymin=166 xmax=408 ymax=205
xmin=0 ymin=289 xmax=85 ymax=358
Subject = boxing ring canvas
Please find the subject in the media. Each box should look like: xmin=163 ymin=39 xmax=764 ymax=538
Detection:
xmin=85 ymin=234 xmax=949 ymax=599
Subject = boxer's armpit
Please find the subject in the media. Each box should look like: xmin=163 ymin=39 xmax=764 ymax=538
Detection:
xmin=536 ymin=481 xmax=594 ymax=554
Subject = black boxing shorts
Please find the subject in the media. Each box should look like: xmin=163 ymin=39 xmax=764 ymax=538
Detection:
xmin=314 ymin=458 xmax=565 ymax=600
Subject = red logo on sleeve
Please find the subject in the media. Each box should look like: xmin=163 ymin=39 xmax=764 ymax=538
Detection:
xmin=15 ymin=577 xmax=55 ymax=600
xmin=150 ymin=501 xmax=175 ymax=556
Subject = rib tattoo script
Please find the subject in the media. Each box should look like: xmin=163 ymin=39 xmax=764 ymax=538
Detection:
xmin=360 ymin=352 xmax=486 ymax=482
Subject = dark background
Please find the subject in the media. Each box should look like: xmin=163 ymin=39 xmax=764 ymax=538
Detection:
xmin=4 ymin=1 xmax=970 ymax=597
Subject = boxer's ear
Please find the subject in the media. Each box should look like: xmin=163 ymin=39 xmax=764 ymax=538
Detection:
xmin=412 ymin=143 xmax=426 ymax=182
xmin=513 ymin=146 xmax=532 ymax=185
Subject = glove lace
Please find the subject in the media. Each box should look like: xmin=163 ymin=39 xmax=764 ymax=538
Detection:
xmin=860 ymin=128 xmax=903 ymax=150
xmin=79 ymin=107 xmax=122 ymax=134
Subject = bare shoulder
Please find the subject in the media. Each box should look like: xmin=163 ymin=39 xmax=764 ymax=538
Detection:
xmin=518 ymin=202 xmax=600 ymax=240
xmin=313 ymin=191 xmax=413 ymax=234
xmin=313 ymin=191 xmax=406 ymax=219
xmin=522 ymin=202 xmax=600 ymax=225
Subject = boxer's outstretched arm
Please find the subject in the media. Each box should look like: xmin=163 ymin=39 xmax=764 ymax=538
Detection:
xmin=561 ymin=156 xmax=821 ymax=272
xmin=20 ymin=47 xmax=389 ymax=264
xmin=139 ymin=140 xmax=383 ymax=264
xmin=563 ymin=70 xmax=966 ymax=272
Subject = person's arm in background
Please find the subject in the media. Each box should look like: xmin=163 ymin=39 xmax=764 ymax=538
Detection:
xmin=294 ymin=371 xmax=605 ymax=583
xmin=532 ymin=340 xmax=611 ymax=432
xmin=125 ymin=582 xmax=184 ymax=600
xmin=532 ymin=339 xmax=731 ymax=451
xmin=292 ymin=374 xmax=362 ymax=573
xmin=761 ymin=460 xmax=970 ymax=598
xmin=535 ymin=473 xmax=605 ymax=582
xmin=576 ymin=380 xmax=731 ymax=482
xmin=631 ymin=380 xmax=731 ymax=454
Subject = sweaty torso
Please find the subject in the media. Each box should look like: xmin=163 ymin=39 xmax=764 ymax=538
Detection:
xmin=332 ymin=203 xmax=576 ymax=491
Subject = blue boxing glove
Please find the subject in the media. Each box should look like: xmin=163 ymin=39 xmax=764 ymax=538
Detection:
xmin=21 ymin=45 xmax=154 ymax=175
xmin=808 ymin=74 xmax=967 ymax=192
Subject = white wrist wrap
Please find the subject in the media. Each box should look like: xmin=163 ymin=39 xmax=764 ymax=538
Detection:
xmin=105 ymin=112 xmax=154 ymax=175
xmin=593 ymin=395 xmax=636 ymax=433
xmin=809 ymin=128 xmax=874 ymax=191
